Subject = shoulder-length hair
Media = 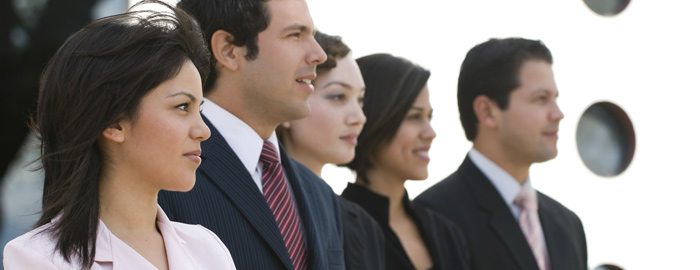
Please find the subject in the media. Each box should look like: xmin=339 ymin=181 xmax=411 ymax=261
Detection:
xmin=344 ymin=53 xmax=430 ymax=184
xmin=32 ymin=1 xmax=209 ymax=268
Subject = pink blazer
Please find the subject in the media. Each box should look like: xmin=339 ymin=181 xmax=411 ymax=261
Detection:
xmin=3 ymin=206 xmax=237 ymax=269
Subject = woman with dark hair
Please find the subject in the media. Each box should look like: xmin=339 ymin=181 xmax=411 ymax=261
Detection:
xmin=3 ymin=1 xmax=236 ymax=269
xmin=341 ymin=53 xmax=470 ymax=270
xmin=277 ymin=30 xmax=385 ymax=270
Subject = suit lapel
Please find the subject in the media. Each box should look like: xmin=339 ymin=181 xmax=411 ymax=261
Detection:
xmin=538 ymin=193 xmax=567 ymax=269
xmin=463 ymin=157 xmax=539 ymax=270
xmin=198 ymin=116 xmax=293 ymax=270
xmin=278 ymin=145 xmax=323 ymax=269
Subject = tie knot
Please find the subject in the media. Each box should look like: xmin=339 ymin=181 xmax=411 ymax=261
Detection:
xmin=514 ymin=186 xmax=538 ymax=212
xmin=260 ymin=140 xmax=279 ymax=165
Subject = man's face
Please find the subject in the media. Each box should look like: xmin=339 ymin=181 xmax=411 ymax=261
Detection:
xmin=237 ymin=0 xmax=327 ymax=126
xmin=494 ymin=60 xmax=564 ymax=165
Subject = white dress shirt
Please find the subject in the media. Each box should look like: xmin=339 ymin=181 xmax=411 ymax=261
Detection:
xmin=201 ymin=98 xmax=282 ymax=193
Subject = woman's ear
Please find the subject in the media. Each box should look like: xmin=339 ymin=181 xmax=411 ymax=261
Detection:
xmin=102 ymin=121 xmax=126 ymax=143
xmin=211 ymin=30 xmax=245 ymax=71
xmin=473 ymin=95 xmax=499 ymax=129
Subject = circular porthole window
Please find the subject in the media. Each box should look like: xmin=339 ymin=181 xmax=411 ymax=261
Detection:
xmin=576 ymin=102 xmax=635 ymax=177
xmin=583 ymin=0 xmax=630 ymax=16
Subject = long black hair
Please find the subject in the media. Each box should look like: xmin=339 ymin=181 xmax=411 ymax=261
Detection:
xmin=32 ymin=1 xmax=209 ymax=268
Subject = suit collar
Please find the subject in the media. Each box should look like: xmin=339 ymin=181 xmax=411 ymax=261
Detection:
xmin=278 ymin=146 xmax=329 ymax=270
xmin=198 ymin=116 xmax=295 ymax=269
xmin=537 ymin=193 xmax=568 ymax=269
xmin=459 ymin=156 xmax=540 ymax=270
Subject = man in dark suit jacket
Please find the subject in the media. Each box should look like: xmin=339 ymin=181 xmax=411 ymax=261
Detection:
xmin=415 ymin=38 xmax=587 ymax=270
xmin=158 ymin=0 xmax=344 ymax=269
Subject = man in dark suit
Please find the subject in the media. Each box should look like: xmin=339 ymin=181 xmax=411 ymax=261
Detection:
xmin=158 ymin=0 xmax=344 ymax=269
xmin=415 ymin=38 xmax=587 ymax=270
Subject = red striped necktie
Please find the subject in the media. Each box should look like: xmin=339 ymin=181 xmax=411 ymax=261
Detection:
xmin=260 ymin=140 xmax=308 ymax=270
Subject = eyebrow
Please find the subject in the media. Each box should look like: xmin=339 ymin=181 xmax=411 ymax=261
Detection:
xmin=283 ymin=23 xmax=311 ymax=33
xmin=322 ymin=81 xmax=352 ymax=89
xmin=166 ymin=91 xmax=202 ymax=104
xmin=410 ymin=106 xmax=433 ymax=112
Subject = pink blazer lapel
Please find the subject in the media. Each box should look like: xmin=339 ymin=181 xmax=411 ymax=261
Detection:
xmin=155 ymin=206 xmax=199 ymax=270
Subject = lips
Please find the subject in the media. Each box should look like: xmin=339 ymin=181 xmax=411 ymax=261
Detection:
xmin=543 ymin=130 xmax=559 ymax=138
xmin=296 ymin=74 xmax=316 ymax=93
xmin=414 ymin=147 xmax=431 ymax=162
xmin=340 ymin=133 xmax=359 ymax=146
xmin=184 ymin=150 xmax=202 ymax=165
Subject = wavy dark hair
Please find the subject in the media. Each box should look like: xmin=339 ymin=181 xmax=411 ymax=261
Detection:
xmin=178 ymin=0 xmax=271 ymax=94
xmin=458 ymin=37 xmax=552 ymax=141
xmin=344 ymin=53 xmax=430 ymax=184
xmin=314 ymin=30 xmax=350 ymax=75
xmin=32 ymin=1 xmax=210 ymax=268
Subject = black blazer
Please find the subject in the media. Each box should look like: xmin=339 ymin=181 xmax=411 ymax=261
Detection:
xmin=415 ymin=155 xmax=587 ymax=270
xmin=342 ymin=184 xmax=470 ymax=270
xmin=158 ymin=116 xmax=345 ymax=270
xmin=338 ymin=197 xmax=386 ymax=270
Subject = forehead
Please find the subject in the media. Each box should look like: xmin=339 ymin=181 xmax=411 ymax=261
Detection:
xmin=317 ymin=56 xmax=365 ymax=88
xmin=512 ymin=60 xmax=557 ymax=96
xmin=264 ymin=0 xmax=314 ymax=30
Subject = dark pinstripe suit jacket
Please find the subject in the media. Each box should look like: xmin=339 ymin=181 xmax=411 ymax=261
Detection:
xmin=415 ymin=155 xmax=587 ymax=270
xmin=158 ymin=116 xmax=345 ymax=270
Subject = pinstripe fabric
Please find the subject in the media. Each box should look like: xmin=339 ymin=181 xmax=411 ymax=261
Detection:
xmin=158 ymin=116 xmax=345 ymax=270
xmin=260 ymin=141 xmax=308 ymax=270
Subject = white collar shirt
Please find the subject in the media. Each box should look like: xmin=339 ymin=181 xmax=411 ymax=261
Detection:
xmin=201 ymin=98 xmax=281 ymax=193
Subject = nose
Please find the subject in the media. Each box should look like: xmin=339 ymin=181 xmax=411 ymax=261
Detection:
xmin=421 ymin=121 xmax=437 ymax=141
xmin=192 ymin=113 xmax=211 ymax=141
xmin=307 ymin=35 xmax=327 ymax=65
xmin=346 ymin=100 xmax=367 ymax=127
xmin=551 ymin=101 xmax=564 ymax=122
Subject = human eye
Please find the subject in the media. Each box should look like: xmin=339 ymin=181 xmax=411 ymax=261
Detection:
xmin=288 ymin=32 xmax=302 ymax=39
xmin=358 ymin=96 xmax=365 ymax=107
xmin=406 ymin=113 xmax=421 ymax=121
xmin=177 ymin=103 xmax=189 ymax=112
xmin=327 ymin=93 xmax=346 ymax=102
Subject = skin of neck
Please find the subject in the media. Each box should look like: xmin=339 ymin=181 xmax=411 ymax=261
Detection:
xmin=280 ymin=135 xmax=325 ymax=177
xmin=359 ymin=167 xmax=408 ymax=219
xmin=206 ymin=76 xmax=277 ymax=140
xmin=98 ymin=164 xmax=160 ymax=237
xmin=472 ymin=134 xmax=530 ymax=185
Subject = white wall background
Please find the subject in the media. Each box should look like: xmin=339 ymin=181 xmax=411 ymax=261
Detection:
xmin=306 ymin=0 xmax=700 ymax=269
xmin=124 ymin=0 xmax=700 ymax=268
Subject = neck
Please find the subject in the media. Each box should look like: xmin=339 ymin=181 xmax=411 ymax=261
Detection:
xmin=283 ymin=144 xmax=324 ymax=177
xmin=473 ymin=138 xmax=530 ymax=184
xmin=360 ymin=168 xmax=407 ymax=220
xmin=98 ymin=168 xmax=159 ymax=236
xmin=207 ymin=85 xmax=277 ymax=140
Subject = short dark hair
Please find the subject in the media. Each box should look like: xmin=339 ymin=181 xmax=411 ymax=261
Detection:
xmin=345 ymin=53 xmax=430 ymax=184
xmin=33 ymin=1 xmax=209 ymax=268
xmin=458 ymin=37 xmax=552 ymax=141
xmin=178 ymin=0 xmax=271 ymax=94
xmin=314 ymin=31 xmax=350 ymax=75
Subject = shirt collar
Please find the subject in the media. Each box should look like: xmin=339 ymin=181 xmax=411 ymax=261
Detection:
xmin=201 ymin=97 xmax=281 ymax=176
xmin=468 ymin=148 xmax=533 ymax=206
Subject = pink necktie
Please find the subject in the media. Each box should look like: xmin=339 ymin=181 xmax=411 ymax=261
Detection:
xmin=260 ymin=141 xmax=308 ymax=270
xmin=514 ymin=186 xmax=548 ymax=270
